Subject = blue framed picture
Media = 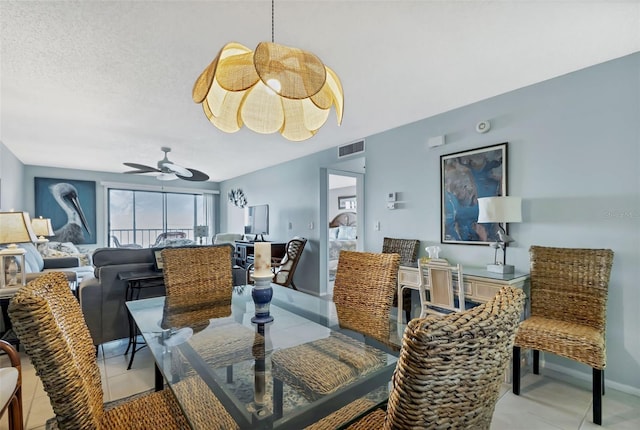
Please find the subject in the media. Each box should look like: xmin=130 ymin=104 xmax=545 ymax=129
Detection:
xmin=440 ymin=143 xmax=508 ymax=245
xmin=34 ymin=177 xmax=97 ymax=244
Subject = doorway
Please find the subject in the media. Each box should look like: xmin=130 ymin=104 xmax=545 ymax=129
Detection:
xmin=320 ymin=160 xmax=364 ymax=297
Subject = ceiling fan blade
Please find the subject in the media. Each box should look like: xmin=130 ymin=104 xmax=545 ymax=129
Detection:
xmin=176 ymin=168 xmax=210 ymax=182
xmin=163 ymin=162 xmax=192 ymax=177
xmin=123 ymin=162 xmax=161 ymax=173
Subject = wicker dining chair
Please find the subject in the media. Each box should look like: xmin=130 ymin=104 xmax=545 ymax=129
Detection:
xmin=161 ymin=244 xmax=257 ymax=380
xmin=0 ymin=339 xmax=23 ymax=430
xmin=161 ymin=244 xmax=235 ymax=329
xmin=271 ymin=251 xmax=400 ymax=416
xmin=381 ymin=237 xmax=420 ymax=323
xmin=319 ymin=286 xmax=526 ymax=430
xmin=6 ymin=272 xmax=230 ymax=429
xmin=512 ymin=246 xmax=614 ymax=426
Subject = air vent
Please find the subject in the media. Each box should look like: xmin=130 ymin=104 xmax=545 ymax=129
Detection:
xmin=338 ymin=140 xmax=365 ymax=158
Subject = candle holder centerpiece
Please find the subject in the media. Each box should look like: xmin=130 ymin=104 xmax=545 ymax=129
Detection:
xmin=251 ymin=242 xmax=275 ymax=324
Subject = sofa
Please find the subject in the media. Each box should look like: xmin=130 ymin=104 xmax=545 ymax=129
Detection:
xmin=79 ymin=247 xmax=163 ymax=346
xmin=79 ymin=245 xmax=247 ymax=346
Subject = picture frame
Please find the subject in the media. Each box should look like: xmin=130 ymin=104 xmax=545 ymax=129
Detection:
xmin=338 ymin=195 xmax=357 ymax=210
xmin=34 ymin=177 xmax=97 ymax=244
xmin=153 ymin=248 xmax=164 ymax=271
xmin=440 ymin=142 xmax=508 ymax=245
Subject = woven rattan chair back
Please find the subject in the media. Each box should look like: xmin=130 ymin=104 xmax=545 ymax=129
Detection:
xmin=273 ymin=237 xmax=307 ymax=289
xmin=528 ymin=246 xmax=613 ymax=331
xmin=513 ymin=245 xmax=614 ymax=425
xmin=161 ymin=245 xmax=234 ymax=329
xmin=333 ymin=251 xmax=400 ymax=343
xmin=419 ymin=260 xmax=465 ymax=316
xmin=382 ymin=237 xmax=419 ymax=322
xmin=8 ymin=272 xmax=105 ymax=428
xmin=382 ymin=286 xmax=525 ymax=430
xmin=381 ymin=237 xmax=419 ymax=266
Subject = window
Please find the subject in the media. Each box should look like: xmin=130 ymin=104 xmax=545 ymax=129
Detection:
xmin=108 ymin=188 xmax=212 ymax=248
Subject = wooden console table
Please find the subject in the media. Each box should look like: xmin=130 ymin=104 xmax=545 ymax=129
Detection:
xmin=398 ymin=264 xmax=529 ymax=323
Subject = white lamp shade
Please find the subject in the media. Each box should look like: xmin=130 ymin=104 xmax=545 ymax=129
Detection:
xmin=477 ymin=197 xmax=522 ymax=223
xmin=0 ymin=211 xmax=39 ymax=246
xmin=31 ymin=217 xmax=55 ymax=237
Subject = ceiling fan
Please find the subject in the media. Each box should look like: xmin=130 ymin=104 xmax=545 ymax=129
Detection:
xmin=123 ymin=147 xmax=209 ymax=182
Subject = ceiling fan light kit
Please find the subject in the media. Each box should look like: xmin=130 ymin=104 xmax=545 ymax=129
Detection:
xmin=123 ymin=147 xmax=210 ymax=182
xmin=192 ymin=1 xmax=343 ymax=142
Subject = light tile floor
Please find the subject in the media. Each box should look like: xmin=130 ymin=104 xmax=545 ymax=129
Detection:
xmin=2 ymin=339 xmax=639 ymax=430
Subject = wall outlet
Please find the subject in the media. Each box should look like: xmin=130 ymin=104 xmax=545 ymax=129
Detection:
xmin=288 ymin=222 xmax=292 ymax=230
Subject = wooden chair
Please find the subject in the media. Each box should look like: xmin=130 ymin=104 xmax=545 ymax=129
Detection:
xmin=7 ymin=272 xmax=236 ymax=428
xmin=0 ymin=340 xmax=23 ymax=430
xmin=271 ymin=251 xmax=400 ymax=414
xmin=272 ymin=237 xmax=307 ymax=290
xmin=512 ymin=246 xmax=614 ymax=425
xmin=419 ymin=260 xmax=465 ymax=317
xmin=318 ymin=286 xmax=526 ymax=429
xmin=382 ymin=237 xmax=420 ymax=323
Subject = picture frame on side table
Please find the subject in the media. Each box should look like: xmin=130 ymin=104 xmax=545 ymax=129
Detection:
xmin=440 ymin=142 xmax=508 ymax=245
xmin=153 ymin=248 xmax=164 ymax=271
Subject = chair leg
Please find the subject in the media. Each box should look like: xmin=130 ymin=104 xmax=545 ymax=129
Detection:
xmin=512 ymin=346 xmax=521 ymax=395
xmin=593 ymin=368 xmax=603 ymax=425
xmin=533 ymin=349 xmax=540 ymax=374
xmin=602 ymin=369 xmax=605 ymax=395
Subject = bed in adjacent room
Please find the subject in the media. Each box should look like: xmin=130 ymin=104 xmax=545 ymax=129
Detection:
xmin=328 ymin=211 xmax=357 ymax=281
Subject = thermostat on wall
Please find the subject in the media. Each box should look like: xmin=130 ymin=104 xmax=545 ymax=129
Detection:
xmin=387 ymin=192 xmax=397 ymax=202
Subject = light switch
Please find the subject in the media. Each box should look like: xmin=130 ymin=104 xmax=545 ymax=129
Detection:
xmin=375 ymin=221 xmax=380 ymax=231
xmin=308 ymin=221 xmax=314 ymax=230
xmin=288 ymin=222 xmax=292 ymax=230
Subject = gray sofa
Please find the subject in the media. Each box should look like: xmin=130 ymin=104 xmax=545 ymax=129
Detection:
xmin=79 ymin=245 xmax=247 ymax=346
xmin=79 ymin=247 xmax=164 ymax=346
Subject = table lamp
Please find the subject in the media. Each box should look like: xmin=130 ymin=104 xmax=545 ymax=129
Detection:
xmin=477 ymin=196 xmax=522 ymax=274
xmin=0 ymin=211 xmax=39 ymax=285
xmin=31 ymin=216 xmax=55 ymax=253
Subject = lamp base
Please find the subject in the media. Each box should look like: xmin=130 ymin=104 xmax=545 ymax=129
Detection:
xmin=486 ymin=264 xmax=515 ymax=274
xmin=251 ymin=274 xmax=275 ymax=324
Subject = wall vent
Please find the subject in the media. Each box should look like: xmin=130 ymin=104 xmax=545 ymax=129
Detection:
xmin=338 ymin=140 xmax=365 ymax=158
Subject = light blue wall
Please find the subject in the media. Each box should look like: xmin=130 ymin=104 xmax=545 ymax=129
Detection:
xmin=23 ymin=165 xmax=220 ymax=248
xmin=0 ymin=141 xmax=26 ymax=210
xmin=221 ymin=52 xmax=640 ymax=393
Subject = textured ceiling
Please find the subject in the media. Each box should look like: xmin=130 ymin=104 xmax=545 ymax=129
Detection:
xmin=1 ymin=1 xmax=638 ymax=182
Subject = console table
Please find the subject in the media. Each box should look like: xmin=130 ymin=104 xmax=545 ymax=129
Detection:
xmin=398 ymin=264 xmax=529 ymax=323
xmin=233 ymin=241 xmax=286 ymax=269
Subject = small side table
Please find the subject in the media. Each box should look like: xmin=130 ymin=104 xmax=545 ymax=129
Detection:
xmin=119 ymin=270 xmax=165 ymax=370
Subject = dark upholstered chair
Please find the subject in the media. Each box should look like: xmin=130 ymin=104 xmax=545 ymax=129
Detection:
xmin=317 ymin=286 xmax=525 ymax=429
xmin=272 ymin=237 xmax=307 ymax=290
xmin=513 ymin=246 xmax=614 ymax=426
xmin=381 ymin=237 xmax=420 ymax=322
xmin=7 ymin=272 xmax=209 ymax=429
xmin=0 ymin=340 xmax=23 ymax=430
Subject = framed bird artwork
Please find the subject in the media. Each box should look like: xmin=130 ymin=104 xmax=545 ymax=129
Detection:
xmin=34 ymin=177 xmax=96 ymax=244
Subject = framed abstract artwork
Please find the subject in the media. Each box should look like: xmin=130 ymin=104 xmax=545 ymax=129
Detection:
xmin=34 ymin=177 xmax=97 ymax=244
xmin=440 ymin=142 xmax=508 ymax=245
xmin=338 ymin=195 xmax=357 ymax=210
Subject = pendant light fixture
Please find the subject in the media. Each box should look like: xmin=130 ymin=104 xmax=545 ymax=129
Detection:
xmin=192 ymin=1 xmax=343 ymax=141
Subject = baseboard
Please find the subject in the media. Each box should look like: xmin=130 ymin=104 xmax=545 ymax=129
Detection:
xmin=543 ymin=362 xmax=640 ymax=397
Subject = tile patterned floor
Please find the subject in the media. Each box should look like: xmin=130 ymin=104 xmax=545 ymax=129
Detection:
xmin=2 ymin=339 xmax=639 ymax=430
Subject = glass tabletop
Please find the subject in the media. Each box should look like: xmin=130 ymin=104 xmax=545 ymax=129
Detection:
xmin=127 ymin=284 xmax=402 ymax=429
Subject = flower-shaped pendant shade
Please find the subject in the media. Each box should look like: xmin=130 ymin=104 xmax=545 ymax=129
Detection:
xmin=193 ymin=42 xmax=343 ymax=141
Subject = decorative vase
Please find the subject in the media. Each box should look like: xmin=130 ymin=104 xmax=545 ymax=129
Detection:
xmin=251 ymin=273 xmax=275 ymax=323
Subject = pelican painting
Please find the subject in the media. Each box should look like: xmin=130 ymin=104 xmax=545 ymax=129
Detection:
xmin=34 ymin=177 xmax=96 ymax=244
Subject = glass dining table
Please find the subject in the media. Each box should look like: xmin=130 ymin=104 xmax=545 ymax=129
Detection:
xmin=126 ymin=284 xmax=403 ymax=429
